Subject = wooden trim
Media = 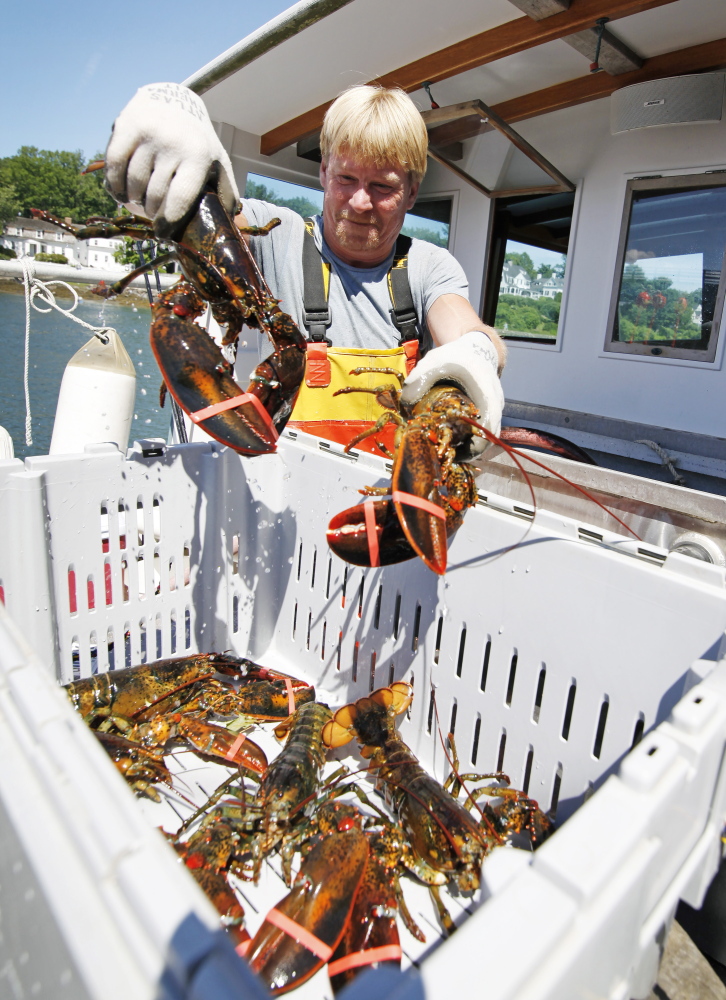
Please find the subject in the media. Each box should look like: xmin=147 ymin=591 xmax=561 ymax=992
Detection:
xmin=260 ymin=0 xmax=676 ymax=154
xmin=492 ymin=37 xmax=726 ymax=124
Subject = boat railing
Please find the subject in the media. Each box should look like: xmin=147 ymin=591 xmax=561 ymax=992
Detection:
xmin=0 ymin=257 xmax=178 ymax=291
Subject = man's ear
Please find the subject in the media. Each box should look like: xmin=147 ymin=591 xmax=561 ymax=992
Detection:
xmin=319 ymin=159 xmax=328 ymax=189
xmin=406 ymin=179 xmax=420 ymax=211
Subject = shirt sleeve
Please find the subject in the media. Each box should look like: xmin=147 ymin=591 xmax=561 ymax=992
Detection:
xmin=415 ymin=242 xmax=470 ymax=319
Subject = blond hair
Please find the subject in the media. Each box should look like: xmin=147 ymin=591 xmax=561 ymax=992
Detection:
xmin=320 ymin=85 xmax=428 ymax=184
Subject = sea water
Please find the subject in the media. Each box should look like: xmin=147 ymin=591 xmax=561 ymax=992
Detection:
xmin=0 ymin=289 xmax=169 ymax=460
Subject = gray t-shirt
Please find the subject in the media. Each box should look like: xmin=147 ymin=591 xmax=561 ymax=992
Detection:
xmin=242 ymin=199 xmax=468 ymax=356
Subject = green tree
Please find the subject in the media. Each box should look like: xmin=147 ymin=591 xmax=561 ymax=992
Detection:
xmin=245 ymin=179 xmax=322 ymax=219
xmin=537 ymin=263 xmax=554 ymax=280
xmin=504 ymin=251 xmax=537 ymax=281
xmin=0 ymin=147 xmax=117 ymax=222
xmin=0 ymin=181 xmax=21 ymax=224
xmin=617 ymin=264 xmax=700 ymax=342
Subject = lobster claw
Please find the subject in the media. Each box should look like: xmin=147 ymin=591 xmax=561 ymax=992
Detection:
xmin=391 ymin=427 xmax=448 ymax=575
xmin=326 ymin=499 xmax=417 ymax=568
xmin=246 ymin=827 xmax=369 ymax=994
xmin=150 ymin=285 xmax=281 ymax=453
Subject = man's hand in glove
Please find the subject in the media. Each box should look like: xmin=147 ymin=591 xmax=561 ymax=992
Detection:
xmin=104 ymin=83 xmax=240 ymax=238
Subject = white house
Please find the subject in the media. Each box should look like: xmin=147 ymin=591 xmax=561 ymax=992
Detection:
xmin=529 ymin=273 xmax=565 ymax=299
xmin=1 ymin=216 xmax=124 ymax=269
xmin=499 ymin=259 xmax=564 ymax=299
xmin=499 ymin=260 xmax=532 ymax=297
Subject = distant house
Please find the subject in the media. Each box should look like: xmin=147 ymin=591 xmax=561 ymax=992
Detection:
xmin=500 ymin=259 xmax=564 ymax=299
xmin=1 ymin=216 xmax=124 ymax=269
xmin=499 ymin=261 xmax=532 ymax=297
xmin=529 ymin=274 xmax=564 ymax=299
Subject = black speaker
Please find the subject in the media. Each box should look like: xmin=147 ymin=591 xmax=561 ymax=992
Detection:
xmin=611 ymin=73 xmax=725 ymax=134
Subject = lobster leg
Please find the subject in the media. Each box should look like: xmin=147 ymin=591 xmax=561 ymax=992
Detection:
xmin=246 ymin=826 xmax=369 ymax=994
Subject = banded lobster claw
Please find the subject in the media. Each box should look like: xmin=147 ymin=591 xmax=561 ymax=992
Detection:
xmin=327 ymin=385 xmax=478 ymax=575
xmin=246 ymin=825 xmax=369 ymax=994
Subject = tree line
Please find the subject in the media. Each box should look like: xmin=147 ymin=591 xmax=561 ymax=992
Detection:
xmin=0 ymin=147 xmax=117 ymax=225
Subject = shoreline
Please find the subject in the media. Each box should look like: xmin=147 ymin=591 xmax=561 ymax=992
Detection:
xmin=0 ymin=277 xmax=152 ymax=311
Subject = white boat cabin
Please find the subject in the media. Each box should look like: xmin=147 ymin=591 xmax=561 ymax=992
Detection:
xmin=181 ymin=0 xmax=726 ymax=556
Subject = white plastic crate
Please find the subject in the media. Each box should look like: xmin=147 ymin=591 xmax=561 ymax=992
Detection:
xmin=1 ymin=431 xmax=726 ymax=1000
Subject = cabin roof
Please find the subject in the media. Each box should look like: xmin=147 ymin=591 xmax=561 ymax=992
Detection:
xmin=185 ymin=0 xmax=726 ymax=154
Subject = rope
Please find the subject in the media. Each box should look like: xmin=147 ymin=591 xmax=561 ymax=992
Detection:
xmin=635 ymin=438 xmax=687 ymax=487
xmin=19 ymin=256 xmax=115 ymax=447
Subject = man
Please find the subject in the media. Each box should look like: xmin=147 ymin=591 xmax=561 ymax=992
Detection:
xmin=105 ymin=82 xmax=505 ymax=454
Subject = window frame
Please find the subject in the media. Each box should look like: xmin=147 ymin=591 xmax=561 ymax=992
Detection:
xmin=604 ymin=172 xmax=726 ymax=363
xmin=481 ymin=189 xmax=577 ymax=349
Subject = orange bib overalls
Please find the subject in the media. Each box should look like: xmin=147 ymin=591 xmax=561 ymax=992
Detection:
xmin=287 ymin=221 xmax=421 ymax=456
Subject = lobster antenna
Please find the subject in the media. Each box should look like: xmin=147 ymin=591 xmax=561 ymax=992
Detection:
xmin=428 ymin=684 xmax=503 ymax=842
xmin=464 ymin=418 xmax=640 ymax=541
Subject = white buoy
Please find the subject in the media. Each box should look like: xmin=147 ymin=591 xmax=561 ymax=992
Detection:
xmin=50 ymin=329 xmax=136 ymax=455
xmin=0 ymin=425 xmax=14 ymax=460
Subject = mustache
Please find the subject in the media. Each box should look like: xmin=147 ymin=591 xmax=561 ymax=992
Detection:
xmin=335 ymin=210 xmax=379 ymax=226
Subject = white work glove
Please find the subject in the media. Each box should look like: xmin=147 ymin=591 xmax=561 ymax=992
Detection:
xmin=400 ymin=331 xmax=504 ymax=458
xmin=104 ymin=83 xmax=240 ymax=237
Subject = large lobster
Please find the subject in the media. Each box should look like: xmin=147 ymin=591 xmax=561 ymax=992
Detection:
xmin=326 ymin=372 xmax=637 ymax=575
xmin=32 ymin=174 xmax=307 ymax=455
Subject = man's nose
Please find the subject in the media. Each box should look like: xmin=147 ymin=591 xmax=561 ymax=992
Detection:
xmin=349 ymin=185 xmax=373 ymax=213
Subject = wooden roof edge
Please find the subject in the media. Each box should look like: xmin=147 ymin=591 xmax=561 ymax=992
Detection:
xmin=259 ymin=0 xmax=675 ymax=155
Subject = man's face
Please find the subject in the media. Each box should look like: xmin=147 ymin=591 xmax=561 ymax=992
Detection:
xmin=320 ymin=151 xmax=419 ymax=267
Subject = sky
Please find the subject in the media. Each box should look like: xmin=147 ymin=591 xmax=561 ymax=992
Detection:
xmin=507 ymin=239 xmax=566 ymax=271
xmin=0 ymin=1 xmax=293 ymax=160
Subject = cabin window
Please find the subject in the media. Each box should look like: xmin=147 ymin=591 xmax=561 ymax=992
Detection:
xmin=483 ymin=191 xmax=575 ymax=344
xmin=606 ymin=173 xmax=726 ymax=362
xmin=244 ymin=173 xmax=450 ymax=249
xmin=406 ymin=197 xmax=451 ymax=249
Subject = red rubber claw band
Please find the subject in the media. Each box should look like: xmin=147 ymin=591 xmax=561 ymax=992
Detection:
xmin=265 ymin=908 xmax=333 ymax=961
xmin=328 ymin=945 xmax=402 ymax=976
xmin=191 ymin=393 xmax=278 ymax=440
xmin=284 ymin=677 xmax=296 ymax=716
xmin=236 ymin=939 xmax=251 ymax=957
xmin=225 ymin=731 xmax=247 ymax=761
xmin=392 ymin=490 xmax=446 ymax=520
xmin=364 ymin=499 xmax=380 ymax=567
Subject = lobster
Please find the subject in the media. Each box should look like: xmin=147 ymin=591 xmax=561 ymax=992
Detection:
xmin=251 ymin=700 xmax=333 ymax=879
xmin=323 ymin=682 xmax=551 ymax=896
xmin=31 ymin=174 xmax=307 ymax=455
xmin=246 ymin=815 xmax=370 ymax=995
xmin=327 ymin=373 xmax=638 ymax=575
xmin=65 ymin=653 xmax=315 ymax=782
